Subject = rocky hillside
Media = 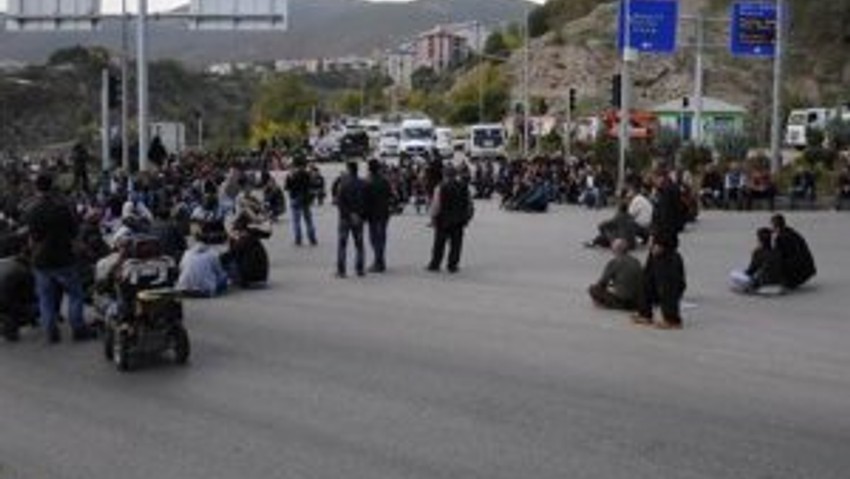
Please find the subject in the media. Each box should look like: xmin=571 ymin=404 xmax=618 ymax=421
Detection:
xmin=504 ymin=0 xmax=850 ymax=139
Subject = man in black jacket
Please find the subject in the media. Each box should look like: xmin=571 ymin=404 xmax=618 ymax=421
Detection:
xmin=771 ymin=214 xmax=816 ymax=290
xmin=365 ymin=160 xmax=393 ymax=273
xmin=335 ymin=161 xmax=367 ymax=278
xmin=650 ymin=167 xmax=684 ymax=250
xmin=24 ymin=173 xmax=94 ymax=343
xmin=634 ymin=236 xmax=687 ymax=330
xmin=427 ymin=165 xmax=473 ymax=274
xmin=285 ymin=158 xmax=318 ymax=247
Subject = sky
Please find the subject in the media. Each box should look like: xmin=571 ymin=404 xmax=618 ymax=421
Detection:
xmin=1 ymin=0 xmax=544 ymax=14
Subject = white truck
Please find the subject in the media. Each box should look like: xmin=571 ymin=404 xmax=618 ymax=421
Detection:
xmin=466 ymin=124 xmax=507 ymax=160
xmin=435 ymin=127 xmax=454 ymax=160
xmin=399 ymin=118 xmax=436 ymax=160
xmin=785 ymin=107 xmax=850 ymax=149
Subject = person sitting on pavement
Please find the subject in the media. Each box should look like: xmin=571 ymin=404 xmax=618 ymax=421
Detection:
xmin=771 ymin=214 xmax=817 ymax=291
xmin=699 ymin=164 xmax=724 ymax=209
xmin=190 ymin=193 xmax=227 ymax=245
xmin=149 ymin=206 xmax=187 ymax=264
xmin=0 ymin=232 xmax=37 ymax=342
xmin=745 ymin=166 xmax=777 ymax=211
xmin=176 ymin=234 xmax=229 ymax=298
xmin=626 ymin=184 xmax=653 ymax=244
xmin=789 ymin=165 xmax=817 ymax=208
xmin=584 ymin=202 xmax=638 ymax=250
xmin=588 ymin=238 xmax=643 ymax=312
xmin=221 ymin=212 xmax=270 ymax=289
xmin=730 ymin=227 xmax=784 ymax=294
xmin=724 ymin=164 xmax=746 ymax=210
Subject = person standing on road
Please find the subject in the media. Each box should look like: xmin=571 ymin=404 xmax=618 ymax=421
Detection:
xmin=364 ymin=160 xmax=393 ymax=273
xmin=427 ymin=165 xmax=474 ymax=274
xmin=24 ymin=173 xmax=94 ymax=343
xmin=285 ymin=158 xmax=318 ymax=247
xmin=633 ymin=166 xmax=687 ymax=330
xmin=334 ymin=161 xmax=367 ymax=278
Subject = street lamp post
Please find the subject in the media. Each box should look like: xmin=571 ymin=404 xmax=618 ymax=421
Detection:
xmin=137 ymin=0 xmax=150 ymax=172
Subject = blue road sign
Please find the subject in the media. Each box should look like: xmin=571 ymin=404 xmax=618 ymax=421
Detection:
xmin=618 ymin=0 xmax=679 ymax=54
xmin=730 ymin=2 xmax=777 ymax=57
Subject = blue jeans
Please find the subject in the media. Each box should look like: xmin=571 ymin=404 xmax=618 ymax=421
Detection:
xmin=337 ymin=219 xmax=365 ymax=275
xmin=368 ymin=219 xmax=388 ymax=269
xmin=291 ymin=200 xmax=317 ymax=245
xmin=34 ymin=266 xmax=85 ymax=332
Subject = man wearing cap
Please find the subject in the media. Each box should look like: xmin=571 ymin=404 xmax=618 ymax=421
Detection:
xmin=24 ymin=173 xmax=94 ymax=343
xmin=427 ymin=164 xmax=474 ymax=274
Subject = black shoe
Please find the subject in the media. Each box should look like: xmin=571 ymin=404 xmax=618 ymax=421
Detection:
xmin=335 ymin=271 xmax=347 ymax=279
xmin=356 ymin=270 xmax=366 ymax=277
xmin=447 ymin=266 xmax=460 ymax=274
xmin=425 ymin=265 xmax=440 ymax=273
xmin=368 ymin=265 xmax=386 ymax=273
xmin=72 ymin=327 xmax=97 ymax=342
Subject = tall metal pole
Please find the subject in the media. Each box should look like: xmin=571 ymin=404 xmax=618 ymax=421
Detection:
xmin=769 ymin=0 xmax=784 ymax=174
xmin=121 ymin=0 xmax=130 ymax=171
xmin=101 ymin=68 xmax=110 ymax=172
xmin=137 ymin=0 xmax=150 ymax=172
xmin=477 ymin=21 xmax=484 ymax=123
xmin=694 ymin=13 xmax=705 ymax=145
xmin=618 ymin=0 xmax=632 ymax=191
xmin=522 ymin=6 xmax=530 ymax=158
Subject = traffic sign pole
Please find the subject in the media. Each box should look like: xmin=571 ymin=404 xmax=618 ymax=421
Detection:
xmin=693 ymin=14 xmax=705 ymax=145
xmin=101 ymin=68 xmax=110 ymax=172
xmin=618 ymin=0 xmax=631 ymax=192
xmin=137 ymin=0 xmax=150 ymax=172
xmin=770 ymin=0 xmax=784 ymax=174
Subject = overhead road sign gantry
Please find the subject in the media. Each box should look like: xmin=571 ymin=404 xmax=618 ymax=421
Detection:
xmin=187 ymin=0 xmax=288 ymax=31
xmin=5 ymin=0 xmax=101 ymax=32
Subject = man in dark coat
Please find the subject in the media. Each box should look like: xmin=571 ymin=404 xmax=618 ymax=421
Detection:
xmin=771 ymin=214 xmax=816 ymax=290
xmin=364 ymin=160 xmax=393 ymax=273
xmin=24 ymin=173 xmax=94 ymax=343
xmin=634 ymin=236 xmax=687 ymax=330
xmin=650 ymin=167 xmax=684 ymax=250
xmin=285 ymin=158 xmax=318 ymax=247
xmin=335 ymin=161 xmax=367 ymax=278
xmin=427 ymin=165 xmax=474 ymax=274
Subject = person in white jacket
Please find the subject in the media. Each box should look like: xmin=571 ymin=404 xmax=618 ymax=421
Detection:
xmin=626 ymin=184 xmax=653 ymax=244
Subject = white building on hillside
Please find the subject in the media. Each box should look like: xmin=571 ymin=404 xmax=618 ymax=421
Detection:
xmin=384 ymin=43 xmax=416 ymax=90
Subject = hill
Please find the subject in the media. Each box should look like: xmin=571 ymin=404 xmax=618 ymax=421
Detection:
xmin=502 ymin=0 xmax=850 ymax=142
xmin=0 ymin=0 xmax=534 ymax=66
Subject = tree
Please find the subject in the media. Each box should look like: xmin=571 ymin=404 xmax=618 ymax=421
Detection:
xmin=484 ymin=31 xmax=509 ymax=58
xmin=445 ymin=64 xmax=510 ymax=125
xmin=826 ymin=118 xmax=850 ymax=152
xmin=251 ymin=74 xmax=317 ymax=147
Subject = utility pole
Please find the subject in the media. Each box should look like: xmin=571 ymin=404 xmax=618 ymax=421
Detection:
xmin=522 ymin=6 xmax=531 ymax=158
xmin=618 ymin=0 xmax=633 ymax=191
xmin=121 ymin=0 xmax=130 ymax=171
xmin=477 ymin=21 xmax=484 ymax=124
xmin=137 ymin=0 xmax=150 ymax=172
xmin=693 ymin=13 xmax=705 ymax=145
xmin=769 ymin=0 xmax=784 ymax=174
xmin=101 ymin=68 xmax=110 ymax=172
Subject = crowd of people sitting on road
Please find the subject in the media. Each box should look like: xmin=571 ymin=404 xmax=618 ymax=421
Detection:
xmin=0 ymin=141 xmax=835 ymax=343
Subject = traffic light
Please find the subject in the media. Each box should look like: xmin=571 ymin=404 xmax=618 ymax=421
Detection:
xmin=108 ymin=73 xmax=121 ymax=109
xmin=611 ymin=74 xmax=622 ymax=108
xmin=569 ymin=88 xmax=577 ymax=113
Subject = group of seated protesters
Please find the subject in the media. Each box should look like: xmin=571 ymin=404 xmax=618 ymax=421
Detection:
xmin=0 ymin=152 xmax=280 ymax=342
xmin=700 ymin=159 xmax=850 ymax=211
xmin=729 ymin=214 xmax=817 ymax=295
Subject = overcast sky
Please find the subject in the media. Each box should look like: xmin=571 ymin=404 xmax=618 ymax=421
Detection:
xmin=1 ymin=0 xmax=545 ymax=14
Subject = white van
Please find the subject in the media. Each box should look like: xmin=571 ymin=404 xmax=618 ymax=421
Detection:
xmin=435 ymin=128 xmax=454 ymax=160
xmin=467 ymin=124 xmax=506 ymax=160
xmin=377 ymin=126 xmax=401 ymax=158
xmin=399 ymin=119 xmax=435 ymax=159
xmin=785 ymin=108 xmax=840 ymax=149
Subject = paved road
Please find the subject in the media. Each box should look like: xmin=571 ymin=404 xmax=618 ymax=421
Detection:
xmin=1 ymin=201 xmax=849 ymax=479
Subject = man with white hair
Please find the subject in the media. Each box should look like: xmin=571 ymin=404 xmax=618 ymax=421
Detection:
xmin=427 ymin=164 xmax=474 ymax=274
xmin=588 ymin=238 xmax=643 ymax=311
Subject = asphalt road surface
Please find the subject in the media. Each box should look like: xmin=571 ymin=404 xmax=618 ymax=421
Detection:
xmin=1 ymin=199 xmax=849 ymax=479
